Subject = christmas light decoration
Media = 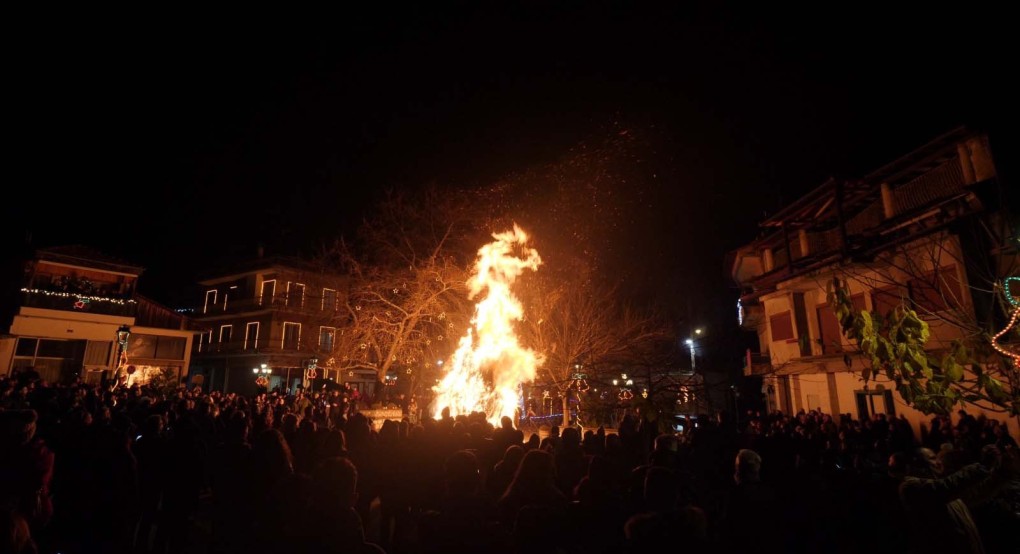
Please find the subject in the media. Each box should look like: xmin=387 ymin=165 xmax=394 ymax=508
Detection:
xmin=991 ymin=304 xmax=1020 ymax=365
xmin=1006 ymin=276 xmax=1020 ymax=308
xmin=21 ymin=288 xmax=136 ymax=305
xmin=989 ymin=277 xmax=1020 ymax=365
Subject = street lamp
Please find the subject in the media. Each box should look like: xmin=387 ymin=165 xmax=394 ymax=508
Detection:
xmin=253 ymin=363 xmax=272 ymax=390
xmin=108 ymin=324 xmax=130 ymax=387
xmin=685 ymin=338 xmax=696 ymax=372
xmin=115 ymin=324 xmax=131 ymax=368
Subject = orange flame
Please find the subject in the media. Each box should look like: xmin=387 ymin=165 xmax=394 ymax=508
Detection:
xmin=432 ymin=224 xmax=543 ymax=425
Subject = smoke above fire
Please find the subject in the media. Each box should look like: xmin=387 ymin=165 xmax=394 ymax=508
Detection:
xmin=431 ymin=224 xmax=543 ymax=425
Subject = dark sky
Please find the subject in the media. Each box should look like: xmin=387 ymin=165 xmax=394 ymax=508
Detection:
xmin=6 ymin=4 xmax=1014 ymax=333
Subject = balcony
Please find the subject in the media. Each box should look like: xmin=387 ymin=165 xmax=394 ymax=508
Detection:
xmin=195 ymin=295 xmax=342 ymax=318
xmin=194 ymin=338 xmax=321 ymax=357
xmin=20 ymin=288 xmax=137 ymax=318
xmin=743 ymin=352 xmax=773 ymax=377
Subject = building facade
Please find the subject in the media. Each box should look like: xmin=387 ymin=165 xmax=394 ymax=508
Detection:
xmin=730 ymin=128 xmax=1018 ymax=436
xmin=188 ymin=255 xmax=377 ymax=396
xmin=0 ymin=246 xmax=196 ymax=385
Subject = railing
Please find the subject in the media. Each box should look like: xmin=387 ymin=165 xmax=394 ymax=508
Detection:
xmin=20 ymin=288 xmax=137 ymax=317
xmin=744 ymin=353 xmax=773 ymax=376
xmin=194 ymin=339 xmax=323 ymax=356
xmin=194 ymin=295 xmax=342 ymax=317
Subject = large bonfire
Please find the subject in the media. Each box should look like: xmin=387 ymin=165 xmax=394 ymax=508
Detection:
xmin=432 ymin=225 xmax=543 ymax=425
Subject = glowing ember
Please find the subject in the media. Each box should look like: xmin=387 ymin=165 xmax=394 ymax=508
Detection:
xmin=432 ymin=224 xmax=543 ymax=425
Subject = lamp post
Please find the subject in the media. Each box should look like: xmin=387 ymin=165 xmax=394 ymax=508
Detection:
xmin=689 ymin=338 xmax=697 ymax=373
xmin=111 ymin=324 xmax=130 ymax=387
xmin=684 ymin=328 xmax=703 ymax=373
xmin=116 ymin=324 xmax=130 ymax=363
xmin=253 ymin=363 xmax=272 ymax=392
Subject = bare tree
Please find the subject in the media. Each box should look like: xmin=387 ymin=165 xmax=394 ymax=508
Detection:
xmin=517 ymin=274 xmax=675 ymax=426
xmin=311 ymin=186 xmax=489 ymax=400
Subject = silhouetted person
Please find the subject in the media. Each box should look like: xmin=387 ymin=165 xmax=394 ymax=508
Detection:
xmin=498 ymin=449 xmax=569 ymax=553
xmin=420 ymin=450 xmax=501 ymax=553
xmin=295 ymin=457 xmax=384 ymax=554
xmin=488 ymin=445 xmax=524 ymax=498
xmin=719 ymin=449 xmax=781 ymax=554
xmin=899 ymin=446 xmax=1018 ymax=554
xmin=625 ymin=466 xmax=708 ymax=554
xmin=0 ymin=410 xmax=53 ymax=534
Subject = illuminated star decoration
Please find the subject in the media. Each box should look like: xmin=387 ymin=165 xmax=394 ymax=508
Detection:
xmin=991 ymin=277 xmax=1020 ymax=365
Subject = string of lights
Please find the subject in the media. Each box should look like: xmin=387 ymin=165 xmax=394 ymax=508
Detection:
xmin=991 ymin=278 xmax=1019 ymax=365
xmin=21 ymin=288 xmax=137 ymax=305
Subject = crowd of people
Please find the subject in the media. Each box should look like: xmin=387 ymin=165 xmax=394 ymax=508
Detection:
xmin=2 ymin=370 xmax=1018 ymax=554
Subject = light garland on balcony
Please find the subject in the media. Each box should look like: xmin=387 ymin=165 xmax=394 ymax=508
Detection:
xmin=1005 ymin=276 xmax=1020 ymax=308
xmin=992 ymin=305 xmax=1020 ymax=365
xmin=21 ymin=288 xmax=137 ymax=305
xmin=991 ymin=277 xmax=1020 ymax=365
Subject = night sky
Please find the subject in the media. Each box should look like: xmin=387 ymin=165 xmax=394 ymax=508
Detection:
xmin=5 ymin=5 xmax=1014 ymax=354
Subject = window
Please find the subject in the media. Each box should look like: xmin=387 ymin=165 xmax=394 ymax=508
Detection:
xmin=770 ymin=311 xmax=794 ymax=342
xmin=816 ymin=304 xmax=843 ymax=355
xmin=84 ymin=341 xmax=112 ymax=365
xmin=261 ymin=280 xmax=276 ymax=306
xmin=12 ymin=339 xmax=86 ymax=384
xmin=319 ymin=327 xmax=336 ymax=353
xmin=855 ymin=389 xmax=895 ymax=418
xmin=322 ymin=288 xmax=337 ymax=311
xmin=815 ymin=295 xmax=864 ymax=355
xmin=15 ymin=338 xmax=38 ymax=357
xmin=200 ymin=332 xmax=215 ymax=353
xmin=245 ymin=322 xmax=260 ymax=350
xmin=204 ymin=289 xmax=218 ymax=314
xmin=198 ymin=330 xmax=212 ymax=352
xmin=792 ymin=293 xmax=811 ymax=356
xmin=288 ymin=283 xmax=305 ymax=308
xmin=128 ymin=334 xmax=158 ymax=358
xmin=283 ymin=322 xmax=301 ymax=350
xmin=871 ymin=286 xmax=903 ymax=318
xmin=154 ymin=337 xmax=186 ymax=360
xmin=909 ymin=265 xmax=963 ymax=314
xmin=224 ymin=285 xmax=238 ymax=311
xmin=38 ymin=339 xmax=81 ymax=358
xmin=219 ymin=325 xmax=233 ymax=345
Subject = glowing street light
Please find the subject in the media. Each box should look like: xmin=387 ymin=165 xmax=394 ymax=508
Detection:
xmin=685 ymin=338 xmax=696 ymax=372
xmin=253 ymin=363 xmax=271 ymax=390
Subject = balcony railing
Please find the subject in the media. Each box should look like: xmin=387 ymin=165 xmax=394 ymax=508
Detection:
xmin=194 ymin=338 xmax=324 ymax=356
xmin=195 ymin=295 xmax=342 ymax=317
xmin=744 ymin=353 xmax=773 ymax=376
xmin=20 ymin=288 xmax=137 ymax=317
